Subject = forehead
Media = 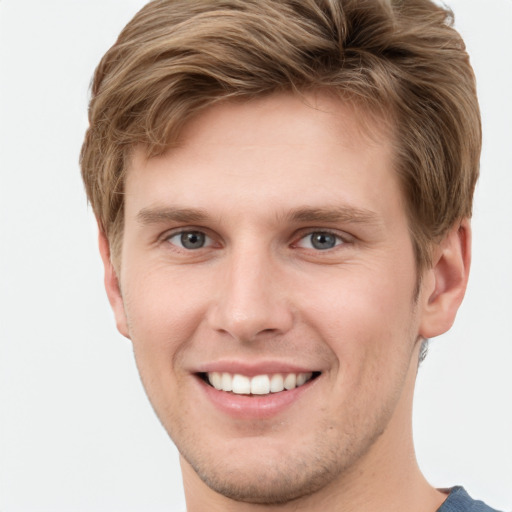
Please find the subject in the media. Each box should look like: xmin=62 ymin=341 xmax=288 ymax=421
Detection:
xmin=124 ymin=92 xmax=401 ymax=223
xmin=176 ymin=92 xmax=390 ymax=148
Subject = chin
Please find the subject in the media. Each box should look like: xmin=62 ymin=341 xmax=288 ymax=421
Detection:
xmin=174 ymin=421 xmax=382 ymax=506
xmin=187 ymin=450 xmax=339 ymax=505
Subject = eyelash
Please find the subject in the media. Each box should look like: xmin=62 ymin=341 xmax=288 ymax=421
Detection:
xmin=293 ymin=230 xmax=349 ymax=251
xmin=164 ymin=229 xmax=215 ymax=250
xmin=161 ymin=228 xmax=352 ymax=252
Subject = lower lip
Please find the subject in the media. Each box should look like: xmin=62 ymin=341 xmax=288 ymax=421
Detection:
xmin=196 ymin=376 xmax=319 ymax=420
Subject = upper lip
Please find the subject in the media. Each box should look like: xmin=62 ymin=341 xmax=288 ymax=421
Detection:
xmin=193 ymin=360 xmax=322 ymax=377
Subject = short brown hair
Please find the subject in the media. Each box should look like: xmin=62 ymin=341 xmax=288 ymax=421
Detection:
xmin=80 ymin=0 xmax=481 ymax=270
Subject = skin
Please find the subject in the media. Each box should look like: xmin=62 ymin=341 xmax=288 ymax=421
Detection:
xmin=100 ymin=92 xmax=471 ymax=511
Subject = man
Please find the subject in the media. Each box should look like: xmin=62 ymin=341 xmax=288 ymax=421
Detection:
xmin=80 ymin=0 xmax=501 ymax=510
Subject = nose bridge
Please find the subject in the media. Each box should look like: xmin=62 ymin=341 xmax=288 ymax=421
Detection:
xmin=208 ymin=239 xmax=293 ymax=342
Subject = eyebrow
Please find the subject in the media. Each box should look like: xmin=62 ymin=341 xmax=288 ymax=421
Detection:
xmin=137 ymin=205 xmax=380 ymax=227
xmin=137 ymin=206 xmax=209 ymax=225
xmin=284 ymin=206 xmax=380 ymax=225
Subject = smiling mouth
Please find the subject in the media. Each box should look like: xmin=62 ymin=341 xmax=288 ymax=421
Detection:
xmin=199 ymin=371 xmax=321 ymax=396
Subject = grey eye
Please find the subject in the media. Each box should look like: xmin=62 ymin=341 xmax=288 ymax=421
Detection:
xmin=180 ymin=231 xmax=206 ymax=249
xmin=308 ymin=232 xmax=339 ymax=250
xmin=165 ymin=230 xmax=215 ymax=251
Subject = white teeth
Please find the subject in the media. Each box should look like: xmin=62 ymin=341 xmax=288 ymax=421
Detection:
xmin=297 ymin=372 xmax=311 ymax=386
xmin=210 ymin=372 xmax=222 ymax=390
xmin=284 ymin=373 xmax=296 ymax=390
xmin=221 ymin=372 xmax=232 ymax=392
xmin=232 ymin=374 xmax=251 ymax=394
xmin=250 ymin=375 xmax=270 ymax=395
xmin=270 ymin=374 xmax=284 ymax=392
xmin=206 ymin=371 xmax=314 ymax=395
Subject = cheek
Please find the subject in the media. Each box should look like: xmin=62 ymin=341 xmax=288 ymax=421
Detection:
xmin=298 ymin=262 xmax=419 ymax=370
xmin=121 ymin=265 xmax=212 ymax=371
xmin=120 ymin=267 xmax=210 ymax=424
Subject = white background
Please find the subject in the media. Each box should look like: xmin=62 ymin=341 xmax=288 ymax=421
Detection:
xmin=0 ymin=1 xmax=511 ymax=510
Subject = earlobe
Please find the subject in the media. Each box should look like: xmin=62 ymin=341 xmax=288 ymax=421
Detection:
xmin=419 ymin=219 xmax=471 ymax=339
xmin=98 ymin=229 xmax=130 ymax=339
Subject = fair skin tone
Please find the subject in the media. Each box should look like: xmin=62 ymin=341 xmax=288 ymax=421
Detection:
xmin=99 ymin=92 xmax=470 ymax=511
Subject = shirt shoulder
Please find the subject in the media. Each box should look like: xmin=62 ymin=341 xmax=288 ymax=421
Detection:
xmin=437 ymin=487 xmax=504 ymax=512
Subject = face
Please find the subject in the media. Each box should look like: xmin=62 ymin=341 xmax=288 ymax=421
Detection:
xmin=111 ymin=93 xmax=431 ymax=504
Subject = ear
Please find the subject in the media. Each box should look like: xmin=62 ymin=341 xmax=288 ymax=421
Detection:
xmin=419 ymin=219 xmax=471 ymax=339
xmin=98 ymin=229 xmax=130 ymax=339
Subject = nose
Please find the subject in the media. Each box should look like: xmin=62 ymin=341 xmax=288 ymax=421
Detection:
xmin=207 ymin=245 xmax=294 ymax=343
